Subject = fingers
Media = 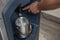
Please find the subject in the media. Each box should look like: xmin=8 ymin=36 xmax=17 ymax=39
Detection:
xmin=23 ymin=6 xmax=40 ymax=14
xmin=33 ymin=10 xmax=40 ymax=14
xmin=30 ymin=7 xmax=39 ymax=14
xmin=29 ymin=5 xmax=40 ymax=14
xmin=22 ymin=2 xmax=40 ymax=14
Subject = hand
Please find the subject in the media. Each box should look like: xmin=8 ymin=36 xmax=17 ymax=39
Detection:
xmin=23 ymin=0 xmax=59 ymax=14
xmin=23 ymin=1 xmax=40 ymax=14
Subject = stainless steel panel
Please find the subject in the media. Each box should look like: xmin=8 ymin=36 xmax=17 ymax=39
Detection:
xmin=0 ymin=19 xmax=8 ymax=40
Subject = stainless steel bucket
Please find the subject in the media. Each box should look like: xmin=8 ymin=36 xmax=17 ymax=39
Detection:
xmin=15 ymin=17 xmax=32 ymax=38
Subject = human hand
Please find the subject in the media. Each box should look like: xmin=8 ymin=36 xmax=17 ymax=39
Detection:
xmin=23 ymin=1 xmax=40 ymax=14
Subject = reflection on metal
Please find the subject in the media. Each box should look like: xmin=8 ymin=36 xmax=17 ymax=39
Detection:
xmin=0 ymin=28 xmax=3 ymax=40
xmin=15 ymin=17 xmax=32 ymax=38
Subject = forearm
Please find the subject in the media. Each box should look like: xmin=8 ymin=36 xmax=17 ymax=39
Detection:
xmin=55 ymin=0 xmax=60 ymax=5
xmin=38 ymin=0 xmax=60 ymax=10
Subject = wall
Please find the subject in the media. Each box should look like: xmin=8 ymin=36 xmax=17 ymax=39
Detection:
xmin=42 ymin=8 xmax=60 ymax=18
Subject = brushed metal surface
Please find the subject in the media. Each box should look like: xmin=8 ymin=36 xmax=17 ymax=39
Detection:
xmin=0 ymin=31 xmax=3 ymax=40
xmin=16 ymin=17 xmax=32 ymax=38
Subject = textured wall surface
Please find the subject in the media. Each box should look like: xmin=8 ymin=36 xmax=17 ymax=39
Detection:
xmin=42 ymin=8 xmax=60 ymax=18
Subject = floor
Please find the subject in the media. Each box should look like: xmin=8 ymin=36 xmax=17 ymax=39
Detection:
xmin=39 ymin=13 xmax=60 ymax=40
xmin=0 ymin=0 xmax=60 ymax=40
